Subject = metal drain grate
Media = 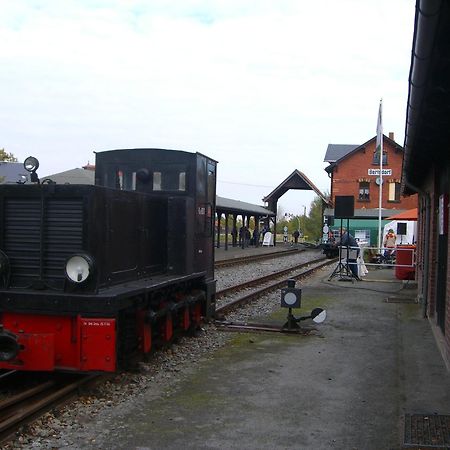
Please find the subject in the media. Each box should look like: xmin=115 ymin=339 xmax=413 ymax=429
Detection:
xmin=404 ymin=414 xmax=450 ymax=448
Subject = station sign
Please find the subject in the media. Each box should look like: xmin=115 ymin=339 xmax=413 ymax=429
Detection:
xmin=368 ymin=168 xmax=392 ymax=176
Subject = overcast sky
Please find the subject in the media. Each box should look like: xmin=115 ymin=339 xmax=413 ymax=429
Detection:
xmin=1 ymin=0 xmax=415 ymax=216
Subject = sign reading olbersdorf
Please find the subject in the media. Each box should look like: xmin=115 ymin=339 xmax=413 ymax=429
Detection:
xmin=368 ymin=168 xmax=392 ymax=176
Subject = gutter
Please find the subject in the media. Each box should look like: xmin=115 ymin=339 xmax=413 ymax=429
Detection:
xmin=403 ymin=0 xmax=442 ymax=188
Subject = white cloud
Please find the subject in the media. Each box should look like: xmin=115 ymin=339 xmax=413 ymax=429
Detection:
xmin=0 ymin=0 xmax=415 ymax=215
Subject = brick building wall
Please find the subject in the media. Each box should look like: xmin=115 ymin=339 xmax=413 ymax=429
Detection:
xmin=330 ymin=137 xmax=418 ymax=210
xmin=446 ymin=213 xmax=450 ymax=363
xmin=417 ymin=172 xmax=450 ymax=366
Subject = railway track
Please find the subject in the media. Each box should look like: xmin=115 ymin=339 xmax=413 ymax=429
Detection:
xmin=216 ymin=257 xmax=336 ymax=315
xmin=0 ymin=375 xmax=97 ymax=446
xmin=214 ymin=246 xmax=308 ymax=268
xmin=1 ymin=250 xmax=329 ymax=447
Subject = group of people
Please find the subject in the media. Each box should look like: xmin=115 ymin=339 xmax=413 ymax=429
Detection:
xmin=231 ymin=225 xmax=271 ymax=249
xmin=231 ymin=225 xmax=301 ymax=249
xmin=337 ymin=227 xmax=397 ymax=279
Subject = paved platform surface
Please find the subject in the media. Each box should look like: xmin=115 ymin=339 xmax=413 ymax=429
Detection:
xmin=214 ymin=242 xmax=309 ymax=261
xmin=90 ymin=249 xmax=450 ymax=450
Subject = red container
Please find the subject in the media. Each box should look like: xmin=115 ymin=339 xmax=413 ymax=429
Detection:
xmin=395 ymin=245 xmax=416 ymax=280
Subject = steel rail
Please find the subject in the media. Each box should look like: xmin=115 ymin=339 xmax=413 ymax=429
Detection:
xmin=0 ymin=370 xmax=17 ymax=381
xmin=214 ymin=247 xmax=305 ymax=268
xmin=216 ymin=256 xmax=327 ymax=299
xmin=216 ymin=258 xmax=336 ymax=315
xmin=0 ymin=375 xmax=97 ymax=446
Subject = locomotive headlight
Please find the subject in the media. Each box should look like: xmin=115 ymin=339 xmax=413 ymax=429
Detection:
xmin=24 ymin=156 xmax=40 ymax=173
xmin=65 ymin=254 xmax=94 ymax=284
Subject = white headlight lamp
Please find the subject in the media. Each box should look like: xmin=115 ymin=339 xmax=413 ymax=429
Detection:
xmin=65 ymin=254 xmax=94 ymax=284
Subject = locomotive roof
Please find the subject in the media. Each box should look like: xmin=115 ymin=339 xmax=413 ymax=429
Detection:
xmin=94 ymin=148 xmax=218 ymax=163
xmin=36 ymin=166 xmax=272 ymax=216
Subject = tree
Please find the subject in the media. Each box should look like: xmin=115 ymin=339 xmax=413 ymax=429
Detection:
xmin=0 ymin=149 xmax=18 ymax=162
xmin=302 ymin=196 xmax=325 ymax=242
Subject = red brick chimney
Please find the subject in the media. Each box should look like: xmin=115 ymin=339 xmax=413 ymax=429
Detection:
xmin=388 ymin=132 xmax=395 ymax=141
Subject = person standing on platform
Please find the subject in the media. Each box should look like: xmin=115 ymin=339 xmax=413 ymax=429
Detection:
xmin=283 ymin=226 xmax=288 ymax=243
xmin=231 ymin=227 xmax=237 ymax=247
xmin=383 ymin=228 xmax=397 ymax=259
xmin=238 ymin=225 xmax=244 ymax=247
xmin=260 ymin=225 xmax=268 ymax=244
xmin=241 ymin=226 xmax=249 ymax=249
xmin=245 ymin=227 xmax=251 ymax=248
xmin=252 ymin=228 xmax=259 ymax=247
xmin=340 ymin=228 xmax=360 ymax=280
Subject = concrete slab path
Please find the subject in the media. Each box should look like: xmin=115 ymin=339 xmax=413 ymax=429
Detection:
xmin=77 ymin=267 xmax=450 ymax=450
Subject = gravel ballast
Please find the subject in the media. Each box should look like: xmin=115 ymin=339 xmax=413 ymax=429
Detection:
xmin=4 ymin=250 xmax=325 ymax=450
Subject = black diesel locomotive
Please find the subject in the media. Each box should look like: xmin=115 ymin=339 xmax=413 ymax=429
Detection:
xmin=0 ymin=149 xmax=217 ymax=372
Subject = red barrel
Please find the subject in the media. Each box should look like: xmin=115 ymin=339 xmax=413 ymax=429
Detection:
xmin=395 ymin=245 xmax=416 ymax=280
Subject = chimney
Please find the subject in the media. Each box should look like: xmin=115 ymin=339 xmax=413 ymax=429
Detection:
xmin=388 ymin=132 xmax=394 ymax=141
xmin=82 ymin=163 xmax=95 ymax=171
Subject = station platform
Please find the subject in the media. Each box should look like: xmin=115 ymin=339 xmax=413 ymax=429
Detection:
xmin=214 ymin=242 xmax=312 ymax=262
xmin=62 ymin=263 xmax=450 ymax=449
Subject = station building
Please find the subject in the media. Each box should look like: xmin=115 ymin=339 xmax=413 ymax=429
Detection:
xmin=324 ymin=134 xmax=418 ymax=245
xmin=403 ymin=0 xmax=450 ymax=369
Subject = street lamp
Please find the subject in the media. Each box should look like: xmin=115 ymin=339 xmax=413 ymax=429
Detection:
xmin=284 ymin=213 xmax=300 ymax=232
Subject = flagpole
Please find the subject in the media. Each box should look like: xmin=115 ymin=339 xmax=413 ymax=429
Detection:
xmin=377 ymin=99 xmax=383 ymax=251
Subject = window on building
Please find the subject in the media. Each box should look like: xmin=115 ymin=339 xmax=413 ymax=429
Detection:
xmin=179 ymin=172 xmax=186 ymax=191
xmin=152 ymin=170 xmax=186 ymax=191
xmin=153 ymin=171 xmax=162 ymax=191
xmin=388 ymin=181 xmax=401 ymax=201
xmin=358 ymin=181 xmax=370 ymax=201
xmin=372 ymin=150 xmax=387 ymax=165
xmin=115 ymin=169 xmax=137 ymax=190
xmin=355 ymin=230 xmax=370 ymax=245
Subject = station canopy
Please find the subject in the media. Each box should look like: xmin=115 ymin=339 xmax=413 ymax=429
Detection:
xmin=216 ymin=196 xmax=275 ymax=216
xmin=263 ymin=169 xmax=330 ymax=212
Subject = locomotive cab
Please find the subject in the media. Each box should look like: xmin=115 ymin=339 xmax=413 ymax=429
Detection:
xmin=0 ymin=149 xmax=217 ymax=372
xmin=94 ymin=148 xmax=217 ymax=283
